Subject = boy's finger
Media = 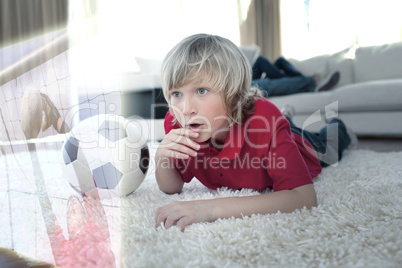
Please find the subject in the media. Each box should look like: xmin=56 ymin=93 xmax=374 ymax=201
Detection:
xmin=169 ymin=148 xmax=196 ymax=159
xmin=169 ymin=130 xmax=200 ymax=150
xmin=173 ymin=128 xmax=199 ymax=139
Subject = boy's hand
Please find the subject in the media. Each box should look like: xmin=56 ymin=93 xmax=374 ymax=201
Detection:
xmin=154 ymin=128 xmax=199 ymax=194
xmin=155 ymin=199 xmax=216 ymax=231
xmin=156 ymin=128 xmax=200 ymax=160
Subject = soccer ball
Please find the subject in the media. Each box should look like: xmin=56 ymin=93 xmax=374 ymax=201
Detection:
xmin=61 ymin=114 xmax=149 ymax=198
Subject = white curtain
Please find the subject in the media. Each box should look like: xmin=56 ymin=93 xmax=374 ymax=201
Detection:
xmin=0 ymin=0 xmax=69 ymax=86
xmin=239 ymin=0 xmax=282 ymax=61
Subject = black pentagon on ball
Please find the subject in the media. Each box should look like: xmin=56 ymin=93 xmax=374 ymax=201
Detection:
xmin=63 ymin=136 xmax=79 ymax=164
xmin=98 ymin=119 xmax=127 ymax=142
xmin=139 ymin=147 xmax=150 ymax=174
xmin=92 ymin=162 xmax=122 ymax=189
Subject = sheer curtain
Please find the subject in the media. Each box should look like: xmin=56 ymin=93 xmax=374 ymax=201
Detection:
xmin=238 ymin=0 xmax=282 ymax=61
xmin=0 ymin=0 xmax=69 ymax=86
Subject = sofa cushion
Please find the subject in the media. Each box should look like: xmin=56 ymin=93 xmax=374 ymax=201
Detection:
xmin=354 ymin=42 xmax=402 ymax=83
xmin=329 ymin=79 xmax=402 ymax=112
xmin=268 ymin=91 xmax=332 ymax=114
xmin=288 ymin=54 xmax=329 ymax=77
xmin=327 ymin=47 xmax=354 ymax=88
xmin=240 ymin=45 xmax=260 ymax=66
xmin=288 ymin=47 xmax=353 ymax=88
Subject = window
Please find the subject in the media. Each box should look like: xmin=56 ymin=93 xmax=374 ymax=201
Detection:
xmin=280 ymin=0 xmax=402 ymax=59
xmin=69 ymin=0 xmax=240 ymax=60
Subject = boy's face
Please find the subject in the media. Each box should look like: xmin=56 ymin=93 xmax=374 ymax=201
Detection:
xmin=170 ymin=76 xmax=230 ymax=145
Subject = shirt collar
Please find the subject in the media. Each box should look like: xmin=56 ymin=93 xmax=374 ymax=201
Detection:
xmin=203 ymin=121 xmax=245 ymax=160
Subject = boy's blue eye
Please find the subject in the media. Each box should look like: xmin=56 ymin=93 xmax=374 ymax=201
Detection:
xmin=171 ymin=92 xmax=181 ymax=98
xmin=198 ymin=88 xmax=208 ymax=95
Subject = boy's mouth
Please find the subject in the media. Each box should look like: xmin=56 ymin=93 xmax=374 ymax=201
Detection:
xmin=187 ymin=123 xmax=203 ymax=131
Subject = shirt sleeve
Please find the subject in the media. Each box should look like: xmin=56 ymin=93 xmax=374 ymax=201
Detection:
xmin=267 ymin=116 xmax=314 ymax=191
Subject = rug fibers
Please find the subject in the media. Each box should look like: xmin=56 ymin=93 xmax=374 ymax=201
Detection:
xmin=120 ymin=149 xmax=402 ymax=268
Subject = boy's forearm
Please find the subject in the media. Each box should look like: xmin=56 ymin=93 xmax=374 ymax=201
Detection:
xmin=212 ymin=184 xmax=317 ymax=220
xmin=155 ymin=154 xmax=184 ymax=194
xmin=154 ymin=183 xmax=316 ymax=230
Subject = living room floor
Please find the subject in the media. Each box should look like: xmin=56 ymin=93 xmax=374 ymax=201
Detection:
xmin=358 ymin=137 xmax=402 ymax=152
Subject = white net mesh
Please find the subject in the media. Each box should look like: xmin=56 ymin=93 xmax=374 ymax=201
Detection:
xmin=0 ymin=29 xmax=163 ymax=266
xmin=0 ymin=50 xmax=74 ymax=142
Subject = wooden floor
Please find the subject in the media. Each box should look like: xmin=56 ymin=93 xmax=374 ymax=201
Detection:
xmin=357 ymin=137 xmax=402 ymax=152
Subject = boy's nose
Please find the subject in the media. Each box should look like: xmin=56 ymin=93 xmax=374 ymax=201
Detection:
xmin=182 ymin=97 xmax=197 ymax=115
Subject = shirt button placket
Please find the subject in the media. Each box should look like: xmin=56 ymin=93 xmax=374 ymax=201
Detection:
xmin=212 ymin=159 xmax=222 ymax=178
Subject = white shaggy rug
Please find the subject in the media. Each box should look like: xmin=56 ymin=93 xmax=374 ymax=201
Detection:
xmin=1 ymin=146 xmax=401 ymax=267
xmin=120 ymin=149 xmax=402 ymax=268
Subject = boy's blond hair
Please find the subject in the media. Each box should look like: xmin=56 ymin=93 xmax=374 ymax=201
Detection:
xmin=161 ymin=34 xmax=261 ymax=124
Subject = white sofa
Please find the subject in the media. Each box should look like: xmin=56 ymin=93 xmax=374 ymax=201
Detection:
xmin=126 ymin=42 xmax=402 ymax=139
xmin=268 ymin=42 xmax=402 ymax=137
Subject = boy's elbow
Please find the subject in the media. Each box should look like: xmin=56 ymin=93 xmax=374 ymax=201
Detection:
xmin=309 ymin=195 xmax=318 ymax=209
xmin=156 ymin=179 xmax=184 ymax=195
xmin=155 ymin=171 xmax=184 ymax=194
xmin=293 ymin=183 xmax=317 ymax=209
xmin=309 ymin=185 xmax=318 ymax=208
xmin=159 ymin=186 xmax=182 ymax=195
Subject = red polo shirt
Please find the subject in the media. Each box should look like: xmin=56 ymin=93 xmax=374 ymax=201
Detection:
xmin=164 ymin=98 xmax=322 ymax=192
